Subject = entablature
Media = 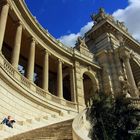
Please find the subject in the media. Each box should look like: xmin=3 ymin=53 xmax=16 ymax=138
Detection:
xmin=10 ymin=0 xmax=74 ymax=59
xmin=86 ymin=9 xmax=140 ymax=54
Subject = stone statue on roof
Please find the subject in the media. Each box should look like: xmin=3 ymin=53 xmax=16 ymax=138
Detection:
xmin=76 ymin=36 xmax=88 ymax=48
xmin=91 ymin=8 xmax=107 ymax=24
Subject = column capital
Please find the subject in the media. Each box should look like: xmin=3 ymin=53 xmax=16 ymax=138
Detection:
xmin=28 ymin=37 xmax=38 ymax=44
xmin=27 ymin=37 xmax=38 ymax=46
xmin=58 ymin=58 xmax=64 ymax=64
xmin=14 ymin=21 xmax=26 ymax=30
xmin=0 ymin=1 xmax=12 ymax=11
xmin=31 ymin=37 xmax=36 ymax=43
xmin=41 ymin=49 xmax=51 ymax=56
xmin=14 ymin=20 xmax=22 ymax=27
xmin=70 ymin=65 xmax=75 ymax=69
xmin=0 ymin=0 xmax=10 ymax=7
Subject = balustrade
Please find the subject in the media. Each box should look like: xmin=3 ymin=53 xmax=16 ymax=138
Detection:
xmin=0 ymin=53 xmax=77 ymax=110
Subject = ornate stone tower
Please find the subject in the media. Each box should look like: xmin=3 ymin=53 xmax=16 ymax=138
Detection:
xmin=85 ymin=8 xmax=140 ymax=98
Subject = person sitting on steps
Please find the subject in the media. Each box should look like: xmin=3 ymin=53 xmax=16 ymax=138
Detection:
xmin=1 ymin=116 xmax=16 ymax=128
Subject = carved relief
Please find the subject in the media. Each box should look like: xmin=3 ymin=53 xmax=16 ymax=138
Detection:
xmin=119 ymin=71 xmax=131 ymax=98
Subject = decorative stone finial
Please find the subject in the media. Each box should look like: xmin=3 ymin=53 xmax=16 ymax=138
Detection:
xmin=91 ymin=8 xmax=128 ymax=33
xmin=99 ymin=8 xmax=105 ymax=13
xmin=91 ymin=8 xmax=107 ymax=24
xmin=74 ymin=36 xmax=94 ymax=59
xmin=75 ymin=36 xmax=88 ymax=49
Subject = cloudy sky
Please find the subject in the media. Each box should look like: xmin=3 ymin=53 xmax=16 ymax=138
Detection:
xmin=25 ymin=0 xmax=140 ymax=47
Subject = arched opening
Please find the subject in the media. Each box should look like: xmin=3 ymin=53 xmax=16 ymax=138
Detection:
xmin=83 ymin=73 xmax=95 ymax=106
xmin=130 ymin=59 xmax=140 ymax=86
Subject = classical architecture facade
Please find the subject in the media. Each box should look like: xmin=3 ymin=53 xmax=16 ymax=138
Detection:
xmin=0 ymin=0 xmax=140 ymax=139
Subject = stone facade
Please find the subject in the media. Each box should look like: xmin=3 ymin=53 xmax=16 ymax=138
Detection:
xmin=0 ymin=1 xmax=140 ymax=138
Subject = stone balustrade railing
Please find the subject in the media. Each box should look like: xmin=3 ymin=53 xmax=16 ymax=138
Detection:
xmin=72 ymin=99 xmax=140 ymax=140
xmin=0 ymin=52 xmax=77 ymax=110
xmin=72 ymin=109 xmax=91 ymax=140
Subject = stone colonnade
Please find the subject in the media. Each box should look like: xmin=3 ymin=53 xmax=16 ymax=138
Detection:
xmin=0 ymin=1 xmax=76 ymax=102
xmin=120 ymin=47 xmax=139 ymax=97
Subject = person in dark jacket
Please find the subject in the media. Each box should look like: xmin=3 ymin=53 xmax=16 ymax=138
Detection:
xmin=1 ymin=116 xmax=16 ymax=128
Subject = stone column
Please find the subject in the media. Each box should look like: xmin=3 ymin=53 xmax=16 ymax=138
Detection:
xmin=121 ymin=50 xmax=138 ymax=97
xmin=57 ymin=59 xmax=63 ymax=98
xmin=42 ymin=50 xmax=49 ymax=91
xmin=26 ymin=38 xmax=36 ymax=81
xmin=70 ymin=66 xmax=76 ymax=102
xmin=11 ymin=21 xmax=22 ymax=68
xmin=0 ymin=2 xmax=9 ymax=51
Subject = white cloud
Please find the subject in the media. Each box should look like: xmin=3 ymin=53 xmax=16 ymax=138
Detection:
xmin=59 ymin=0 xmax=140 ymax=47
xmin=113 ymin=0 xmax=140 ymax=41
xmin=58 ymin=22 xmax=93 ymax=47
xmin=58 ymin=33 xmax=80 ymax=47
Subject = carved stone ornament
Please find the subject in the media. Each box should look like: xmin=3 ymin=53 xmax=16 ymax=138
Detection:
xmin=119 ymin=71 xmax=131 ymax=98
xmin=91 ymin=8 xmax=107 ymax=24
xmin=75 ymin=36 xmax=88 ymax=48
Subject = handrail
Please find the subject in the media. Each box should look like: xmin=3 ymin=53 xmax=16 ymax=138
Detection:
xmin=72 ymin=109 xmax=91 ymax=140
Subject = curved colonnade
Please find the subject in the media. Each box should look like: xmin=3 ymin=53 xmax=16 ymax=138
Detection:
xmin=0 ymin=0 xmax=100 ymax=138
xmin=1 ymin=0 xmax=139 ymax=139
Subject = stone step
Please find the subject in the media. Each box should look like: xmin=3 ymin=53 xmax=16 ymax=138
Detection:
xmin=6 ymin=119 xmax=73 ymax=140
xmin=24 ymin=137 xmax=55 ymax=140
xmin=0 ymin=114 xmax=75 ymax=140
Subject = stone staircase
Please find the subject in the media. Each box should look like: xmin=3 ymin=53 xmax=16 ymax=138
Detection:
xmin=0 ymin=112 xmax=75 ymax=140
xmin=6 ymin=119 xmax=73 ymax=140
xmin=0 ymin=79 xmax=77 ymax=140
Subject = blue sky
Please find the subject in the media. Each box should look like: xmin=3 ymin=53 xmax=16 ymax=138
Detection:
xmin=25 ymin=0 xmax=140 ymax=47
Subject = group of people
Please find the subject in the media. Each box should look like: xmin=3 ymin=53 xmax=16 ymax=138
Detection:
xmin=1 ymin=116 xmax=16 ymax=128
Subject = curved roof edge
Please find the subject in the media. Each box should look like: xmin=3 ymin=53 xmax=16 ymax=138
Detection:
xmin=12 ymin=0 xmax=74 ymax=55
